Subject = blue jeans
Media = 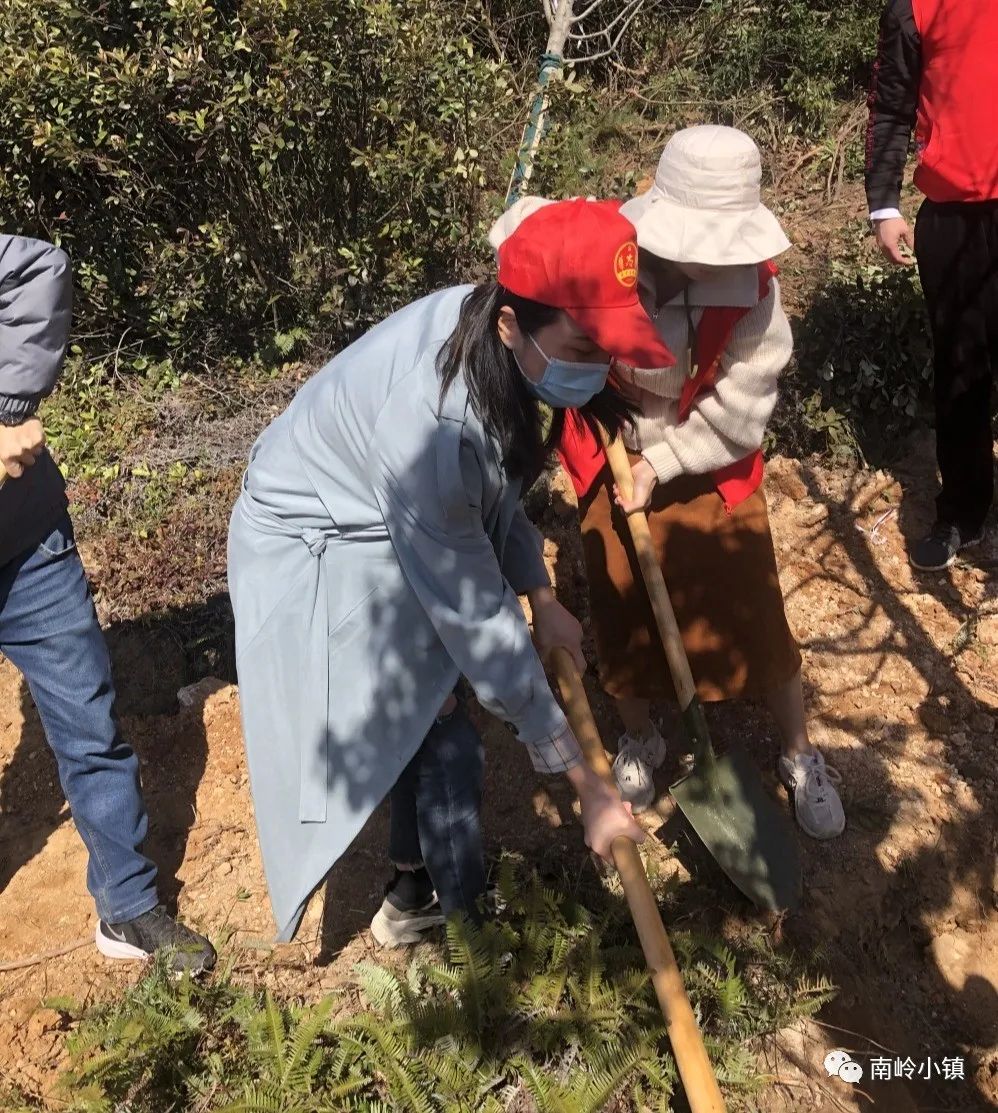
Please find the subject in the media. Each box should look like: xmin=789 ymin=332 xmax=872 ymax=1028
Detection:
xmin=0 ymin=515 xmax=158 ymax=923
xmin=388 ymin=701 xmax=486 ymax=920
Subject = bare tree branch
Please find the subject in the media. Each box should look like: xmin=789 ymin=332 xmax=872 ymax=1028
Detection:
xmin=541 ymin=0 xmax=555 ymax=26
xmin=571 ymin=0 xmax=614 ymax=21
xmin=569 ymin=0 xmax=645 ymax=59
xmin=569 ymin=0 xmax=644 ymax=41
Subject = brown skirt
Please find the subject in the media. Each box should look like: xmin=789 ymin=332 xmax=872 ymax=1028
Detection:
xmin=579 ymin=461 xmax=801 ymax=703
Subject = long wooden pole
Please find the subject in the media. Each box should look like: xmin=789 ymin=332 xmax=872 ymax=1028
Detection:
xmin=597 ymin=427 xmax=698 ymax=707
xmin=551 ymin=646 xmax=726 ymax=1113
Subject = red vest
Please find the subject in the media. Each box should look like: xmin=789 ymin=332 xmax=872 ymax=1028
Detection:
xmin=912 ymin=0 xmax=998 ymax=203
xmin=557 ymin=262 xmax=775 ymax=513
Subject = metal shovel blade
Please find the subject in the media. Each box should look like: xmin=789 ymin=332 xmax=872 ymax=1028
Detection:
xmin=671 ymin=748 xmax=802 ymax=911
xmin=670 ymin=703 xmax=802 ymax=912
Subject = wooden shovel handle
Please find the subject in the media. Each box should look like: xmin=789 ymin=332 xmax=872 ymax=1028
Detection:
xmin=599 ymin=428 xmax=697 ymax=709
xmin=551 ymin=646 xmax=726 ymax=1113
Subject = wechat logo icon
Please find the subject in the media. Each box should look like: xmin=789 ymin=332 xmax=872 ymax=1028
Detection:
xmin=824 ymin=1050 xmax=864 ymax=1084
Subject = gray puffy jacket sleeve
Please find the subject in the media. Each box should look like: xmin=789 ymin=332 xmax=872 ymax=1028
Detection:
xmin=0 ymin=235 xmax=73 ymax=425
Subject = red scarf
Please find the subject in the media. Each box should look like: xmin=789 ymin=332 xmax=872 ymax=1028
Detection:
xmin=558 ymin=261 xmax=777 ymax=513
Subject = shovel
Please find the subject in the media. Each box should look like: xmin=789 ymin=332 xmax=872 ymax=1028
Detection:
xmin=598 ymin=427 xmax=801 ymax=912
xmin=550 ymin=645 xmax=726 ymax=1113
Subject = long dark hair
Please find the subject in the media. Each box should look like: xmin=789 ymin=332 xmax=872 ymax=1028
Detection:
xmin=436 ymin=281 xmax=637 ymax=486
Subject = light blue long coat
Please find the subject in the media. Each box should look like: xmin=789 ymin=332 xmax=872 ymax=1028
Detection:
xmin=228 ymin=285 xmax=570 ymax=941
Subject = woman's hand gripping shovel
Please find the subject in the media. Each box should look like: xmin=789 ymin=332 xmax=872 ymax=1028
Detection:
xmin=598 ymin=427 xmax=801 ymax=913
xmin=549 ymin=645 xmax=726 ymax=1113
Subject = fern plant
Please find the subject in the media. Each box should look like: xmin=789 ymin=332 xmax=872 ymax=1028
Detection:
xmin=219 ymin=993 xmax=370 ymax=1113
xmin=35 ymin=858 xmax=835 ymax=1113
xmin=55 ymin=951 xmax=239 ymax=1110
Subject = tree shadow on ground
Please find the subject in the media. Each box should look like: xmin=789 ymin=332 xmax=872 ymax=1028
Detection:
xmin=528 ymin=454 xmax=997 ymax=1112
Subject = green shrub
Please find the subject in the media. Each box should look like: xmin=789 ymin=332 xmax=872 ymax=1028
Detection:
xmin=527 ymin=72 xmax=650 ymax=201
xmin=0 ymin=0 xmax=511 ymax=367
xmin=635 ymin=0 xmax=882 ymax=134
xmin=794 ymin=259 xmax=933 ymax=462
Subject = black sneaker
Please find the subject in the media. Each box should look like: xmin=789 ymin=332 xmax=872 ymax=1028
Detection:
xmin=909 ymin=521 xmax=984 ymax=571
xmin=96 ymin=905 xmax=217 ymax=974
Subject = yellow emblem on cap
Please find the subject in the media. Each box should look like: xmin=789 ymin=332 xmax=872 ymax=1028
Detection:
xmin=614 ymin=241 xmax=638 ymax=287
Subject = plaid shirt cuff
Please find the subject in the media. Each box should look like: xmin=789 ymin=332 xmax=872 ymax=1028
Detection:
xmin=523 ymin=725 xmax=583 ymax=775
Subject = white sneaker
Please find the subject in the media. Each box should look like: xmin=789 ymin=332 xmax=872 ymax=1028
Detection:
xmin=778 ymin=751 xmax=845 ymax=840
xmin=370 ymin=895 xmax=445 ymax=948
xmin=612 ymin=725 xmax=667 ymax=813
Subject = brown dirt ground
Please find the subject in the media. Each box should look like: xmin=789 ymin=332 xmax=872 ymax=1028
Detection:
xmin=2 ymin=439 xmax=996 ymax=1112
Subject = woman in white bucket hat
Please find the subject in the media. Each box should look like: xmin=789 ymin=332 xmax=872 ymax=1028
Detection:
xmin=494 ymin=125 xmax=846 ymax=842
xmin=618 ymin=124 xmax=791 ymax=267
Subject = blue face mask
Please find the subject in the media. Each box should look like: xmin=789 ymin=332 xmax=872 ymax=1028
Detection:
xmin=515 ymin=334 xmax=612 ymax=409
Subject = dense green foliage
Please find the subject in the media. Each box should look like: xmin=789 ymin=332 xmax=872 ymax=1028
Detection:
xmin=0 ymin=0 xmax=513 ymax=367
xmin=3 ymin=0 xmax=883 ymax=370
xmin=797 ymin=260 xmax=934 ymax=462
xmin=530 ymin=0 xmax=882 ymax=190
xmin=5 ymin=0 xmax=914 ymax=464
xmin=663 ymin=0 xmax=881 ymax=130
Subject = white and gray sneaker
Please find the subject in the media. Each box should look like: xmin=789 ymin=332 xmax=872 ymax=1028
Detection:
xmin=778 ymin=751 xmax=845 ymax=840
xmin=370 ymin=894 xmax=445 ymax=948
xmin=612 ymin=725 xmax=667 ymax=813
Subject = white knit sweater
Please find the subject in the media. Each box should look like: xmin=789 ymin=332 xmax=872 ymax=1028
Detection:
xmin=618 ymin=273 xmax=793 ymax=484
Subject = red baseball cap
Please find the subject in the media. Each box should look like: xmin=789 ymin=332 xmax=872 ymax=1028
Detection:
xmin=496 ymin=198 xmax=675 ymax=369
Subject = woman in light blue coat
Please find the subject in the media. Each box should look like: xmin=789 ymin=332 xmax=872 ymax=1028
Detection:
xmin=228 ymin=200 xmax=674 ymax=944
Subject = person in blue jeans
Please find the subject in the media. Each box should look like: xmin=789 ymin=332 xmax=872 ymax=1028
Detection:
xmin=0 ymin=233 xmax=214 ymax=973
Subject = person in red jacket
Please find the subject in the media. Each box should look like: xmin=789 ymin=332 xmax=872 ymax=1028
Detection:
xmin=866 ymin=0 xmax=998 ymax=570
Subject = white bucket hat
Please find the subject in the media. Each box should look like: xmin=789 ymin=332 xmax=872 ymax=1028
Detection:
xmin=487 ymin=195 xmax=555 ymax=252
xmin=619 ymin=125 xmax=791 ymax=265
